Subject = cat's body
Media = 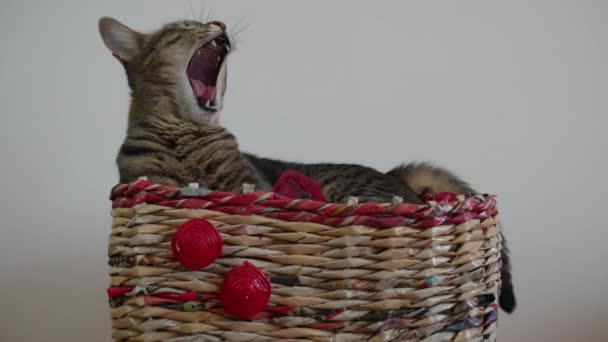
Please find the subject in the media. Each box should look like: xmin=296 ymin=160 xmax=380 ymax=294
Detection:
xmin=119 ymin=117 xmax=269 ymax=192
xmin=244 ymin=154 xmax=421 ymax=203
xmin=99 ymin=17 xmax=514 ymax=313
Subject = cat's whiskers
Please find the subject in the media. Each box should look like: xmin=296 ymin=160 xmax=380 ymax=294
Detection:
xmin=187 ymin=0 xmax=197 ymax=21
xmin=205 ymin=8 xmax=215 ymax=24
xmin=231 ymin=23 xmax=250 ymax=41
xmin=198 ymin=1 xmax=207 ymax=22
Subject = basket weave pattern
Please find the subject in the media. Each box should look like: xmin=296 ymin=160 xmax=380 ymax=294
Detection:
xmin=109 ymin=180 xmax=502 ymax=341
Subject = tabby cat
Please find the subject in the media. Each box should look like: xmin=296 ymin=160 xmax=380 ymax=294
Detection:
xmin=99 ymin=17 xmax=514 ymax=313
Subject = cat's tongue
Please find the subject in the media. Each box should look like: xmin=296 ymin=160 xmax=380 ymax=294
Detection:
xmin=189 ymin=79 xmax=217 ymax=102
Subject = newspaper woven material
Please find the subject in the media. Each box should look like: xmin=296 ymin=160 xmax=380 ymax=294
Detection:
xmin=108 ymin=179 xmax=502 ymax=341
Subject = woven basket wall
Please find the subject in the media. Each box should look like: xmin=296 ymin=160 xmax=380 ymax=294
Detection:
xmin=108 ymin=180 xmax=503 ymax=342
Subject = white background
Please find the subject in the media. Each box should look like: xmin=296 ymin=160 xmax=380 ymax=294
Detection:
xmin=1 ymin=1 xmax=606 ymax=341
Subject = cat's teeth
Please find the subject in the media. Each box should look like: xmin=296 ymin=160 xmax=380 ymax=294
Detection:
xmin=205 ymin=99 xmax=218 ymax=109
xmin=210 ymin=40 xmax=217 ymax=47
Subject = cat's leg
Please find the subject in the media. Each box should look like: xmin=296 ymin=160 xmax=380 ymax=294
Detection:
xmin=388 ymin=162 xmax=516 ymax=313
xmin=117 ymin=150 xmax=182 ymax=186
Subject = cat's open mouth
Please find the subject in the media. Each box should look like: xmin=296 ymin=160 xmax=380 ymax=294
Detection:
xmin=187 ymin=34 xmax=230 ymax=112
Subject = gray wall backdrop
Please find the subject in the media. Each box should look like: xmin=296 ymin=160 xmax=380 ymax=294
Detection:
xmin=1 ymin=0 xmax=606 ymax=341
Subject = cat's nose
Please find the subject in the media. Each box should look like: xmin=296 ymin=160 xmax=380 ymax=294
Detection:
xmin=211 ymin=21 xmax=226 ymax=30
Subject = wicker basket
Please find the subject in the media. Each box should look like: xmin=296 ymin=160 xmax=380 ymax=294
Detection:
xmin=108 ymin=179 xmax=502 ymax=342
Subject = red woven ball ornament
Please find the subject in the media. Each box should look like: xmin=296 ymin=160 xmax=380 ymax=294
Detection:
xmin=171 ymin=218 xmax=223 ymax=270
xmin=219 ymin=261 xmax=271 ymax=318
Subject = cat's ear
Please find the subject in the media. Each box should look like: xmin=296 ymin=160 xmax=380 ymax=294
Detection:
xmin=98 ymin=17 xmax=144 ymax=64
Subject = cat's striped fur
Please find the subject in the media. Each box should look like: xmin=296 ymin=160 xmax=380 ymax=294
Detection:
xmin=118 ymin=120 xmax=268 ymax=192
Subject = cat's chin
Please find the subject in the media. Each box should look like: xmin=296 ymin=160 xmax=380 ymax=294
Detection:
xmin=187 ymin=34 xmax=230 ymax=113
xmin=185 ymin=107 xmax=221 ymax=126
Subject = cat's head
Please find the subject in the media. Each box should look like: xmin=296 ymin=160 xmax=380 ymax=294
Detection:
xmin=98 ymin=17 xmax=230 ymax=125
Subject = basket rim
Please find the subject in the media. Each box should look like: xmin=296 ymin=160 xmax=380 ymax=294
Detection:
xmin=111 ymin=179 xmax=498 ymax=229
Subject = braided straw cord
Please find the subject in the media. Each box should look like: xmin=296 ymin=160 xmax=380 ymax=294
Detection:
xmin=108 ymin=181 xmax=502 ymax=341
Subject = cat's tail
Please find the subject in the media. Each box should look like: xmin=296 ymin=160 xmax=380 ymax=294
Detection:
xmin=387 ymin=162 xmax=516 ymax=314
xmin=498 ymin=238 xmax=517 ymax=313
xmin=387 ymin=162 xmax=476 ymax=196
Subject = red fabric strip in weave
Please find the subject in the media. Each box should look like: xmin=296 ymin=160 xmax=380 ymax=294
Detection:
xmin=111 ymin=180 xmax=498 ymax=229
